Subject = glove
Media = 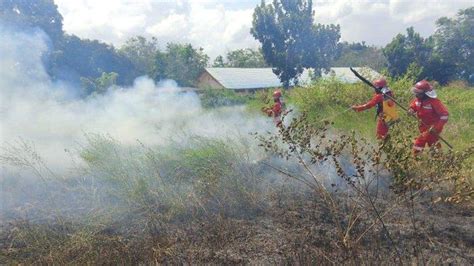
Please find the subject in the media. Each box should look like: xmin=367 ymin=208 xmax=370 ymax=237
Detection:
xmin=351 ymin=105 xmax=364 ymax=112
xmin=407 ymin=109 xmax=416 ymax=116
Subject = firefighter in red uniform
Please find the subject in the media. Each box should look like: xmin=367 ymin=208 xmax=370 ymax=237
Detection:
xmin=408 ymin=80 xmax=449 ymax=154
xmin=263 ymin=90 xmax=285 ymax=127
xmin=351 ymin=78 xmax=399 ymax=139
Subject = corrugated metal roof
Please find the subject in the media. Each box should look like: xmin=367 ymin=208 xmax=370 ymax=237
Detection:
xmin=205 ymin=68 xmax=282 ymax=89
xmin=204 ymin=67 xmax=380 ymax=89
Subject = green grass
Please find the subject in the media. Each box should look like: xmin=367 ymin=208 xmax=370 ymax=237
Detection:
xmin=197 ymin=77 xmax=472 ymax=152
xmin=437 ymin=87 xmax=474 ymax=148
xmin=199 ymin=89 xmax=254 ymax=108
xmin=286 ymin=78 xmax=474 ymax=151
xmin=2 ymin=81 xmax=472 ymax=264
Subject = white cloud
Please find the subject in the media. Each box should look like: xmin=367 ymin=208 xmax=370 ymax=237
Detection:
xmin=55 ymin=0 xmax=153 ymax=42
xmin=146 ymin=12 xmax=188 ymax=39
xmin=55 ymin=0 xmax=473 ymax=57
xmin=313 ymin=0 xmax=473 ymax=46
xmin=144 ymin=1 xmax=259 ymax=57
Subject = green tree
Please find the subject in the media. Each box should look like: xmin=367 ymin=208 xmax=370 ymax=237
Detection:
xmin=0 ymin=0 xmax=64 ymax=44
xmin=0 ymin=0 xmax=139 ymax=92
xmin=52 ymin=35 xmax=136 ymax=85
xmin=119 ymin=36 xmax=159 ymax=77
xmin=213 ymin=55 xmax=225 ymax=67
xmin=251 ymin=0 xmax=340 ymax=87
xmin=212 ymin=49 xmax=267 ymax=68
xmin=332 ymin=42 xmax=387 ymax=71
xmin=151 ymin=43 xmax=209 ymax=87
xmin=383 ymin=27 xmax=432 ymax=79
xmin=433 ymin=7 xmax=474 ymax=83
xmin=80 ymin=72 xmax=118 ymax=95
xmin=226 ymin=48 xmax=267 ymax=68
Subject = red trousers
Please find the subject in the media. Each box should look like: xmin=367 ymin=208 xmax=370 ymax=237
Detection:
xmin=413 ymin=126 xmax=440 ymax=153
xmin=376 ymin=118 xmax=389 ymax=139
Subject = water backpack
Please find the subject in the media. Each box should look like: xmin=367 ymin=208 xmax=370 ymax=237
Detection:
xmin=377 ymin=88 xmax=399 ymax=124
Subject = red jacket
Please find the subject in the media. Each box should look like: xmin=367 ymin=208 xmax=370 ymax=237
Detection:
xmin=354 ymin=93 xmax=396 ymax=116
xmin=272 ymin=101 xmax=283 ymax=117
xmin=409 ymin=98 xmax=449 ymax=132
xmin=356 ymin=93 xmax=383 ymax=111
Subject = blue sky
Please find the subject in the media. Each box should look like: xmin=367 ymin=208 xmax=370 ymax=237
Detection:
xmin=55 ymin=0 xmax=473 ymax=58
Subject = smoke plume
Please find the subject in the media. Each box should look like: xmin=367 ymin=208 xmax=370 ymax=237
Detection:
xmin=0 ymin=25 xmax=272 ymax=175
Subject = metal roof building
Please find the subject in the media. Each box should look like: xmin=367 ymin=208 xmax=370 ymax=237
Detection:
xmin=197 ymin=67 xmax=381 ymax=91
xmin=197 ymin=68 xmax=289 ymax=91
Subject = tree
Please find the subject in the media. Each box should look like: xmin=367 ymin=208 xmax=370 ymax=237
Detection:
xmin=384 ymin=8 xmax=474 ymax=84
xmin=383 ymin=27 xmax=432 ymax=79
xmin=212 ymin=49 xmax=267 ymax=68
xmin=0 ymin=0 xmax=64 ymax=45
xmin=212 ymin=55 xmax=225 ymax=67
xmin=151 ymin=43 xmax=209 ymax=87
xmin=119 ymin=36 xmax=159 ymax=77
xmin=226 ymin=48 xmax=267 ymax=68
xmin=332 ymin=42 xmax=387 ymax=71
xmin=51 ymin=35 xmax=136 ymax=85
xmin=433 ymin=7 xmax=474 ymax=83
xmin=251 ymin=0 xmax=340 ymax=87
xmin=80 ymin=72 xmax=118 ymax=95
xmin=0 ymin=0 xmax=138 ymax=88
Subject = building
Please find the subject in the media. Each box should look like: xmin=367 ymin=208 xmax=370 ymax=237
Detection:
xmin=197 ymin=67 xmax=381 ymax=92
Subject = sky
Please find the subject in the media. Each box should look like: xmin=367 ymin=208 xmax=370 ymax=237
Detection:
xmin=55 ymin=0 xmax=473 ymax=58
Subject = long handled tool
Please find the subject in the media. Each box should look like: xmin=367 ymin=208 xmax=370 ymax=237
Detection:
xmin=349 ymin=67 xmax=453 ymax=149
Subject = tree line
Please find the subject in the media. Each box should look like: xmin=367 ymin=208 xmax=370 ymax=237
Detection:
xmin=251 ymin=0 xmax=473 ymax=86
xmin=2 ymin=0 xmax=472 ymax=96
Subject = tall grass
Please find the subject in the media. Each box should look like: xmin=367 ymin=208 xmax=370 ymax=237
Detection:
xmin=288 ymin=77 xmax=474 ymax=152
xmin=1 ymin=133 xmax=278 ymax=263
xmin=1 ymin=79 xmax=473 ymax=264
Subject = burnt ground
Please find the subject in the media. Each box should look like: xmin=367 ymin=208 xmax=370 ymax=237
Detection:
xmin=153 ymin=197 xmax=473 ymax=264
xmin=1 ymin=191 xmax=472 ymax=265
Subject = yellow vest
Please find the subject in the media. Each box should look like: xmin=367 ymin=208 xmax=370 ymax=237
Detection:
xmin=382 ymin=99 xmax=399 ymax=123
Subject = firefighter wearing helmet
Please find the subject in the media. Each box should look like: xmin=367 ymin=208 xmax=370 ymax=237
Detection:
xmin=263 ymin=89 xmax=285 ymax=127
xmin=409 ymin=80 xmax=449 ymax=154
xmin=351 ymin=78 xmax=399 ymax=139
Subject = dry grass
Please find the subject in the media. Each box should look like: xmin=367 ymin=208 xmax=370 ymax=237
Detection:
xmin=1 ymin=111 xmax=473 ymax=264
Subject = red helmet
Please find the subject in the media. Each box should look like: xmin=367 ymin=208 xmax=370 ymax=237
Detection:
xmin=373 ymin=78 xmax=387 ymax=88
xmin=412 ymin=80 xmax=437 ymax=98
xmin=273 ymin=90 xmax=282 ymax=98
xmin=414 ymin=80 xmax=432 ymax=92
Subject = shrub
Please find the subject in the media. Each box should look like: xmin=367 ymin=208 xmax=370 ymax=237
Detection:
xmin=199 ymin=89 xmax=252 ymax=108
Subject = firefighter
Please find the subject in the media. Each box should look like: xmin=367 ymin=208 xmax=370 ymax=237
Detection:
xmin=351 ymin=78 xmax=399 ymax=139
xmin=263 ymin=90 xmax=285 ymax=127
xmin=408 ymin=80 xmax=449 ymax=154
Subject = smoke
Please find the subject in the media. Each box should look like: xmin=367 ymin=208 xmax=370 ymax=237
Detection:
xmin=0 ymin=25 xmax=384 ymax=230
xmin=0 ymin=24 xmax=287 ymax=223
xmin=0 ymin=25 xmax=273 ymax=175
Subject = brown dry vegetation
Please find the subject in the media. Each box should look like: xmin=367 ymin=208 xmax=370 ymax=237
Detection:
xmin=1 ymin=117 xmax=473 ymax=264
xmin=1 ymin=79 xmax=473 ymax=264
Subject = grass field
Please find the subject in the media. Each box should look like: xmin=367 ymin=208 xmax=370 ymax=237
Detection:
xmin=1 ymin=78 xmax=473 ymax=264
xmin=282 ymin=78 xmax=474 ymax=151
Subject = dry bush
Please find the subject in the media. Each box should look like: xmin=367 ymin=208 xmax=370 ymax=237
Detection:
xmin=447 ymin=80 xmax=470 ymax=89
xmin=255 ymin=111 xmax=474 ymax=263
xmin=1 ymin=117 xmax=472 ymax=264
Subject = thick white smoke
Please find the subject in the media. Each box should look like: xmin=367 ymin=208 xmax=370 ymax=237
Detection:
xmin=0 ymin=25 xmax=380 ymax=224
xmin=0 ymin=25 xmax=272 ymax=174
